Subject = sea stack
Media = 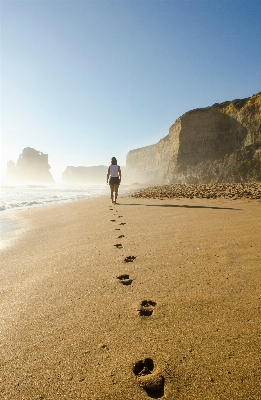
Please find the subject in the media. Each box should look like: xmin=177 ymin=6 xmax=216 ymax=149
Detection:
xmin=6 ymin=147 xmax=55 ymax=183
xmin=62 ymin=165 xmax=108 ymax=184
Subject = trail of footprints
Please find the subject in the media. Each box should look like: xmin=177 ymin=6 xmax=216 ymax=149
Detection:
xmin=109 ymin=205 xmax=164 ymax=396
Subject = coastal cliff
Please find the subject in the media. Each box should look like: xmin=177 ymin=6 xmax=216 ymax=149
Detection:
xmin=125 ymin=92 xmax=261 ymax=184
xmin=6 ymin=147 xmax=54 ymax=183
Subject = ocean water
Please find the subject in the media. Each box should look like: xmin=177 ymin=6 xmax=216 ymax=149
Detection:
xmin=0 ymin=183 xmax=130 ymax=247
xmin=0 ymin=183 xmax=128 ymax=215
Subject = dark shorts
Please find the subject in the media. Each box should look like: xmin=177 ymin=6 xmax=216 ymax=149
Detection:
xmin=109 ymin=177 xmax=120 ymax=185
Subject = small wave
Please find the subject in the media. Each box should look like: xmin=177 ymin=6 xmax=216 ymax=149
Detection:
xmin=26 ymin=185 xmax=47 ymax=188
xmin=0 ymin=200 xmax=43 ymax=211
xmin=45 ymin=199 xmax=62 ymax=203
xmin=0 ymin=185 xmax=110 ymax=214
xmin=26 ymin=201 xmax=42 ymax=206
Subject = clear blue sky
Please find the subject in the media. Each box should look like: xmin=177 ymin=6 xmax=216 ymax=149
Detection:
xmin=1 ymin=0 xmax=261 ymax=183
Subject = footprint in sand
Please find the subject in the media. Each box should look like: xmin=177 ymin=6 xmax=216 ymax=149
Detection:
xmin=118 ymin=215 xmax=123 ymax=218
xmin=117 ymin=274 xmax=133 ymax=286
xmin=133 ymin=358 xmax=164 ymax=394
xmin=118 ymin=234 xmax=125 ymax=238
xmin=114 ymin=243 xmax=123 ymax=249
xmin=119 ymin=222 xmax=126 ymax=225
xmin=115 ymin=228 xmax=121 ymax=231
xmin=138 ymin=300 xmax=156 ymax=316
xmin=124 ymin=255 xmax=136 ymax=263
xmin=110 ymin=219 xmax=116 ymax=222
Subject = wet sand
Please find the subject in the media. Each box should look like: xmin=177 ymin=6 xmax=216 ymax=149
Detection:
xmin=1 ymin=195 xmax=261 ymax=399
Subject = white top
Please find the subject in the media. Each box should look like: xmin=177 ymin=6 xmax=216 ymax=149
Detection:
xmin=110 ymin=165 xmax=119 ymax=177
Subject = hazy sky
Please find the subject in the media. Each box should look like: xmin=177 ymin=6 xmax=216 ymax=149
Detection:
xmin=1 ymin=0 xmax=261 ymax=183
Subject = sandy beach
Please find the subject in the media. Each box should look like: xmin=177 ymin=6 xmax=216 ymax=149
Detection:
xmin=1 ymin=194 xmax=261 ymax=399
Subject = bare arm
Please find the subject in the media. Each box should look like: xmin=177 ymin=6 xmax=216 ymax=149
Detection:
xmin=118 ymin=166 xmax=121 ymax=182
xmin=107 ymin=166 xmax=110 ymax=184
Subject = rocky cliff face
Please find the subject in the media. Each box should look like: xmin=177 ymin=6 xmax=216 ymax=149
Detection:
xmin=6 ymin=147 xmax=54 ymax=183
xmin=125 ymin=92 xmax=261 ymax=184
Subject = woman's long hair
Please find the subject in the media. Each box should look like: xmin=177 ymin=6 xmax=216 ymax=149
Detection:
xmin=111 ymin=157 xmax=117 ymax=165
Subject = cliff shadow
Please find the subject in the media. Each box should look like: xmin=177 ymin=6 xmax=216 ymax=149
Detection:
xmin=120 ymin=203 xmax=241 ymax=210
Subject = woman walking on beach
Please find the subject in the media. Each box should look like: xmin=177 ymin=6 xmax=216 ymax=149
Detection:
xmin=107 ymin=157 xmax=121 ymax=204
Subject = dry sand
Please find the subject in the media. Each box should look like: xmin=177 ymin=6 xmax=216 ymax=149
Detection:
xmin=1 ymin=195 xmax=261 ymax=399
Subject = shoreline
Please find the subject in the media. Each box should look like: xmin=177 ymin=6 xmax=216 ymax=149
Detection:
xmin=1 ymin=195 xmax=261 ymax=399
xmin=0 ymin=184 xmax=116 ymax=215
xmin=0 ymin=185 xmax=137 ymax=246
xmin=0 ymin=213 xmax=30 ymax=251
xmin=1 ymin=182 xmax=260 ymax=219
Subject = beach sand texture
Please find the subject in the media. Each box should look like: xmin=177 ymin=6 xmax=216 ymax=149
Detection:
xmin=1 ymin=195 xmax=261 ymax=399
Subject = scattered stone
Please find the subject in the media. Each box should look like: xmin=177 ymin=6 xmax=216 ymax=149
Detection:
xmin=131 ymin=183 xmax=261 ymax=200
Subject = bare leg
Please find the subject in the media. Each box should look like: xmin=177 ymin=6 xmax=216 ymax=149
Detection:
xmin=110 ymin=185 xmax=114 ymax=203
xmin=114 ymin=184 xmax=119 ymax=204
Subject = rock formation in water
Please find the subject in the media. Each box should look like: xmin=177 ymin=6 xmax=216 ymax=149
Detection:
xmin=62 ymin=165 xmax=126 ymax=184
xmin=6 ymin=147 xmax=55 ymax=183
xmin=125 ymin=92 xmax=261 ymax=184
xmin=62 ymin=166 xmax=107 ymax=184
